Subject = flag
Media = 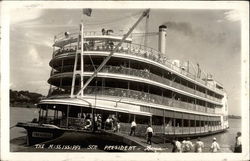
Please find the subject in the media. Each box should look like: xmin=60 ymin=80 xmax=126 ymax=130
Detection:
xmin=83 ymin=8 xmax=92 ymax=17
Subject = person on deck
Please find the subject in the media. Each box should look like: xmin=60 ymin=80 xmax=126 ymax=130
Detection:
xmin=97 ymin=114 xmax=102 ymax=130
xmin=105 ymin=117 xmax=111 ymax=130
xmin=129 ymin=120 xmax=137 ymax=136
xmin=210 ymin=137 xmax=220 ymax=152
xmin=117 ymin=121 xmax=120 ymax=133
xmin=194 ymin=137 xmax=204 ymax=153
xmin=234 ymin=132 xmax=242 ymax=153
xmin=145 ymin=124 xmax=153 ymax=145
xmin=102 ymin=28 xmax=106 ymax=35
xmin=112 ymin=116 xmax=118 ymax=132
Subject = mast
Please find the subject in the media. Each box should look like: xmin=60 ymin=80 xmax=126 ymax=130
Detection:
xmin=71 ymin=9 xmax=90 ymax=97
xmin=76 ymin=9 xmax=150 ymax=96
xmin=80 ymin=23 xmax=84 ymax=97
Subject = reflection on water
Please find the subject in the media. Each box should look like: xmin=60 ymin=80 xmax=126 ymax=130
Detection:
xmin=10 ymin=107 xmax=241 ymax=152
xmin=10 ymin=107 xmax=39 ymax=140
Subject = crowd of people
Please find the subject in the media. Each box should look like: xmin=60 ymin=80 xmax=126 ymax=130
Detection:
xmin=170 ymin=132 xmax=242 ymax=153
xmin=128 ymin=121 xmax=242 ymax=153
xmin=104 ymin=115 xmax=121 ymax=133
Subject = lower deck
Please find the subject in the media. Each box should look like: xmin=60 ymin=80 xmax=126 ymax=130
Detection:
xmin=37 ymin=98 xmax=228 ymax=137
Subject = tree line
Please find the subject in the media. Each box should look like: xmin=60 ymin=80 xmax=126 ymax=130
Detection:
xmin=10 ymin=89 xmax=45 ymax=107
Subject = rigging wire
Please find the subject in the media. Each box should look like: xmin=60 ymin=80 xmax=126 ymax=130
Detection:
xmin=88 ymin=54 xmax=97 ymax=71
xmin=84 ymin=10 xmax=142 ymax=26
xmin=144 ymin=13 xmax=149 ymax=46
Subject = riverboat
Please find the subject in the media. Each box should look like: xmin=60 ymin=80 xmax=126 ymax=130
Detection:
xmin=17 ymin=9 xmax=229 ymax=146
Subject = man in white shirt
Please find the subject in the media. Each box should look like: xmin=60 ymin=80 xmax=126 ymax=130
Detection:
xmin=175 ymin=139 xmax=182 ymax=152
xmin=195 ymin=137 xmax=204 ymax=153
xmin=182 ymin=137 xmax=193 ymax=152
xmin=146 ymin=125 xmax=153 ymax=145
xmin=130 ymin=120 xmax=137 ymax=136
xmin=210 ymin=137 xmax=220 ymax=152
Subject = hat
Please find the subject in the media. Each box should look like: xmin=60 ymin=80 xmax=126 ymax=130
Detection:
xmin=213 ymin=137 xmax=216 ymax=141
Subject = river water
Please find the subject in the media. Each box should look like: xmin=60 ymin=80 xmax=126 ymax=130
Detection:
xmin=10 ymin=107 xmax=241 ymax=152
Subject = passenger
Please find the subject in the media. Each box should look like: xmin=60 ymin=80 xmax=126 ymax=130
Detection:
xmin=110 ymin=116 xmax=114 ymax=130
xmin=175 ymin=138 xmax=182 ymax=153
xmin=102 ymin=28 xmax=106 ymax=35
xmin=234 ymin=132 xmax=242 ymax=153
xmin=105 ymin=117 xmax=111 ymax=130
xmin=112 ymin=116 xmax=118 ymax=132
xmin=171 ymin=138 xmax=177 ymax=152
xmin=194 ymin=137 xmax=204 ymax=153
xmin=129 ymin=120 xmax=137 ymax=136
xmin=93 ymin=115 xmax=98 ymax=131
xmin=106 ymin=29 xmax=114 ymax=35
xmin=97 ymin=114 xmax=102 ymax=129
xmin=109 ymin=41 xmax=114 ymax=50
xmin=145 ymin=124 xmax=153 ymax=145
xmin=183 ymin=137 xmax=193 ymax=152
xmin=117 ymin=121 xmax=120 ymax=133
xmin=210 ymin=137 xmax=220 ymax=152
xmin=182 ymin=139 xmax=187 ymax=152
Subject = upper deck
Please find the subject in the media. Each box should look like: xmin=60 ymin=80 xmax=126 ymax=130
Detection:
xmin=51 ymin=29 xmax=225 ymax=97
xmin=53 ymin=30 xmax=132 ymax=48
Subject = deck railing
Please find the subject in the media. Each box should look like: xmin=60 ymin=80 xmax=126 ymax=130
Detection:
xmin=52 ymin=41 xmax=224 ymax=96
xmin=48 ymin=86 xmax=216 ymax=114
xmin=54 ymin=30 xmax=130 ymax=43
xmin=119 ymin=122 xmax=222 ymax=135
xmin=50 ymin=65 xmax=222 ymax=103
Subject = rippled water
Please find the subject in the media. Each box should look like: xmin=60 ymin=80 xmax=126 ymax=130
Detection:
xmin=191 ymin=119 xmax=241 ymax=152
xmin=10 ymin=107 xmax=241 ymax=152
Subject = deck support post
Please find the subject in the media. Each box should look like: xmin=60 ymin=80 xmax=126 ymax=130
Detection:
xmin=173 ymin=118 xmax=176 ymax=135
xmin=92 ymin=106 xmax=95 ymax=132
xmin=41 ymin=109 xmax=44 ymax=123
xmin=163 ymin=110 xmax=166 ymax=143
xmin=194 ymin=116 xmax=196 ymax=134
xmin=80 ymin=107 xmax=83 ymax=118
xmin=66 ymin=105 xmax=70 ymax=128
xmin=200 ymin=119 xmax=201 ymax=133
xmin=188 ymin=119 xmax=191 ymax=134
xmin=59 ymin=59 xmax=64 ymax=89
xmin=70 ymin=53 xmax=78 ymax=97
xmin=54 ymin=107 xmax=56 ymax=124
xmin=181 ymin=118 xmax=184 ymax=135
xmin=38 ymin=107 xmax=41 ymax=122
xmin=163 ymin=110 xmax=165 ymax=134
xmin=149 ymin=106 xmax=152 ymax=125
xmin=45 ymin=105 xmax=48 ymax=123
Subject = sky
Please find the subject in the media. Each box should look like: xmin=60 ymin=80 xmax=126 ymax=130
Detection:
xmin=9 ymin=8 xmax=243 ymax=115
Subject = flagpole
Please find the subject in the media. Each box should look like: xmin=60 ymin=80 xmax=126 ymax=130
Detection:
xmin=80 ymin=22 xmax=84 ymax=97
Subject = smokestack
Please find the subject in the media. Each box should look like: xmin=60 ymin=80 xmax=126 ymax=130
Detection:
xmin=158 ymin=25 xmax=167 ymax=54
